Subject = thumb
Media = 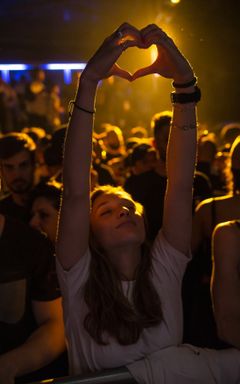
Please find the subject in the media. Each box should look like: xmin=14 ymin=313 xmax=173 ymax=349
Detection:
xmin=110 ymin=63 xmax=132 ymax=81
xmin=132 ymin=63 xmax=156 ymax=81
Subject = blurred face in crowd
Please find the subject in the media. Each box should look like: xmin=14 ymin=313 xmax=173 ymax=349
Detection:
xmin=154 ymin=124 xmax=170 ymax=162
xmin=0 ymin=150 xmax=35 ymax=195
xmin=133 ymin=151 xmax=157 ymax=175
xmin=30 ymin=196 xmax=58 ymax=244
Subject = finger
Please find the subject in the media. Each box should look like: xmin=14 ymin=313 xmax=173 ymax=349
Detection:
xmin=140 ymin=24 xmax=160 ymax=45
xmin=110 ymin=64 xmax=132 ymax=81
xmin=140 ymin=23 xmax=159 ymax=35
xmin=142 ymin=29 xmax=169 ymax=48
xmin=132 ymin=63 xmax=156 ymax=81
xmin=113 ymin=22 xmax=143 ymax=48
xmin=114 ymin=22 xmax=141 ymax=38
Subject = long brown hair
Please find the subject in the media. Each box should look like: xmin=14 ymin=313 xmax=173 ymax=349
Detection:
xmin=83 ymin=185 xmax=163 ymax=345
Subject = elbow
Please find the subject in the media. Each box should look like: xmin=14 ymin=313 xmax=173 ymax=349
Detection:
xmin=43 ymin=320 xmax=66 ymax=361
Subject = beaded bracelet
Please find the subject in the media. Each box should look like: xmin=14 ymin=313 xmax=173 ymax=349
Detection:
xmin=172 ymin=76 xmax=197 ymax=89
xmin=69 ymin=100 xmax=96 ymax=117
xmin=171 ymin=123 xmax=197 ymax=131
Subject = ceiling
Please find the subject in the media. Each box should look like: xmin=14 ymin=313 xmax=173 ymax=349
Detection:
xmin=0 ymin=0 xmax=240 ymax=124
xmin=0 ymin=0 xmax=239 ymax=62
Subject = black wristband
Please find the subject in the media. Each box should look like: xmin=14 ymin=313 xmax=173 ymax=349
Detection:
xmin=172 ymin=76 xmax=197 ymax=88
xmin=171 ymin=86 xmax=201 ymax=104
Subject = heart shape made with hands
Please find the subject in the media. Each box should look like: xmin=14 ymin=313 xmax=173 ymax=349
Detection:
xmin=112 ymin=46 xmax=159 ymax=82
xmin=113 ymin=47 xmax=156 ymax=82
xmin=111 ymin=28 xmax=169 ymax=82
xmin=109 ymin=24 xmax=192 ymax=84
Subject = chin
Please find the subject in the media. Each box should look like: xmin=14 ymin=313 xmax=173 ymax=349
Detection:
xmin=116 ymin=234 xmax=144 ymax=248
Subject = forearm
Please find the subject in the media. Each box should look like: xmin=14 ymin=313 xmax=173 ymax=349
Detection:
xmin=63 ymin=77 xmax=98 ymax=196
xmin=168 ymin=87 xmax=197 ymax=190
xmin=162 ymin=85 xmax=198 ymax=253
xmin=0 ymin=320 xmax=66 ymax=378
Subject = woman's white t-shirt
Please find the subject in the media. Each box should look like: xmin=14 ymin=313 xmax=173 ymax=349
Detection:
xmin=56 ymin=230 xmax=189 ymax=375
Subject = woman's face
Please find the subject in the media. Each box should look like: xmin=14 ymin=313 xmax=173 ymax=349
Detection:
xmin=30 ymin=197 xmax=58 ymax=244
xmin=90 ymin=193 xmax=145 ymax=254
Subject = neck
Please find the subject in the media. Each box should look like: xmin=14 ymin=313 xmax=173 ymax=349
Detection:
xmin=11 ymin=192 xmax=28 ymax=207
xmin=106 ymin=245 xmax=141 ymax=281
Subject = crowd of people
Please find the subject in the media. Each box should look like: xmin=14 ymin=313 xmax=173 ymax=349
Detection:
xmin=0 ymin=68 xmax=66 ymax=135
xmin=0 ymin=22 xmax=240 ymax=383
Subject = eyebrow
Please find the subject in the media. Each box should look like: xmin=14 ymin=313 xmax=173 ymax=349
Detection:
xmin=94 ymin=198 xmax=134 ymax=212
xmin=93 ymin=200 xmax=110 ymax=212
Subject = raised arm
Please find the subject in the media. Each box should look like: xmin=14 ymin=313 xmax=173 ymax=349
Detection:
xmin=134 ymin=24 xmax=198 ymax=254
xmin=56 ymin=23 xmax=141 ymax=270
xmin=164 ymin=88 xmax=197 ymax=255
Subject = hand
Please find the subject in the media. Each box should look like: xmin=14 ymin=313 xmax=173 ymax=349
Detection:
xmin=81 ymin=23 xmax=143 ymax=85
xmin=132 ymin=24 xmax=194 ymax=83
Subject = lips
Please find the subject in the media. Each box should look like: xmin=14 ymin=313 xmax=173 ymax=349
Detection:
xmin=116 ymin=220 xmax=136 ymax=229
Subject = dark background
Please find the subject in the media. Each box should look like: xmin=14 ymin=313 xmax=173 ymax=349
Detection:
xmin=0 ymin=0 xmax=239 ymax=128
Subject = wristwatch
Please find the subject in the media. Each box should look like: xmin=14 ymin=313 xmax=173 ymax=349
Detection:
xmin=171 ymin=85 xmax=201 ymax=104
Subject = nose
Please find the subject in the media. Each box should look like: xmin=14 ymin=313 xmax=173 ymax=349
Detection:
xmin=12 ymin=168 xmax=22 ymax=179
xmin=30 ymin=214 xmax=41 ymax=231
xmin=119 ymin=206 xmax=130 ymax=217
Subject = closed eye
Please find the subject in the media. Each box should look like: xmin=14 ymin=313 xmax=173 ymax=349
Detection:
xmin=39 ymin=212 xmax=49 ymax=220
xmin=100 ymin=209 xmax=112 ymax=216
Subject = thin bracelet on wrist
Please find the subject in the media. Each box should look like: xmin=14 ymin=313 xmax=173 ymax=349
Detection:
xmin=69 ymin=100 xmax=96 ymax=117
xmin=171 ymin=122 xmax=198 ymax=131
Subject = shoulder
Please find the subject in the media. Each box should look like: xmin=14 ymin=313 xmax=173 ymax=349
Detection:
xmin=195 ymin=197 xmax=214 ymax=213
xmin=213 ymin=220 xmax=239 ymax=242
xmin=152 ymin=230 xmax=189 ymax=271
xmin=213 ymin=220 xmax=240 ymax=265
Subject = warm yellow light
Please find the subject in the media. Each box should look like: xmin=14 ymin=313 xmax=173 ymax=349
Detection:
xmin=170 ymin=0 xmax=181 ymax=4
xmin=150 ymin=45 xmax=158 ymax=63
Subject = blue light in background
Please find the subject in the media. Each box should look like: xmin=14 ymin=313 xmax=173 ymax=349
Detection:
xmin=0 ymin=64 xmax=28 ymax=82
xmin=0 ymin=63 xmax=86 ymax=84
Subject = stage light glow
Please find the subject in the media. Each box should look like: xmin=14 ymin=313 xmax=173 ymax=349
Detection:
xmin=0 ymin=64 xmax=28 ymax=70
xmin=170 ymin=0 xmax=181 ymax=4
xmin=0 ymin=65 xmax=29 ymax=82
xmin=150 ymin=45 xmax=160 ymax=77
xmin=43 ymin=63 xmax=86 ymax=83
xmin=45 ymin=63 xmax=86 ymax=70
xmin=0 ymin=63 xmax=86 ymax=84
xmin=150 ymin=45 xmax=158 ymax=63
